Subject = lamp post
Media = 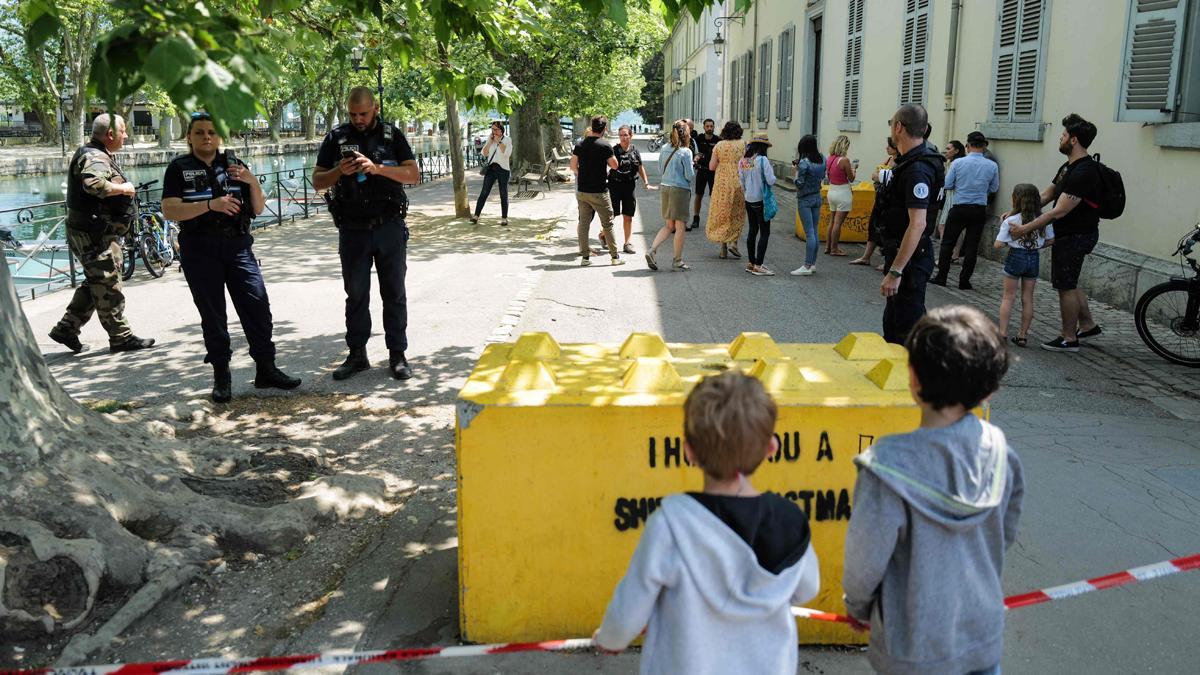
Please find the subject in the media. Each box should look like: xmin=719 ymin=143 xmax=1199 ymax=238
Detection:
xmin=350 ymin=45 xmax=385 ymax=120
xmin=58 ymin=84 xmax=74 ymax=157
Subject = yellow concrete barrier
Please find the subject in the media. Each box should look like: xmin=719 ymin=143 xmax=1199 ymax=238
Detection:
xmin=794 ymin=182 xmax=877 ymax=243
xmin=456 ymin=331 xmax=988 ymax=645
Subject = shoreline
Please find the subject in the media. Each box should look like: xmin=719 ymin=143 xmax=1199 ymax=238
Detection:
xmin=0 ymin=134 xmax=456 ymax=178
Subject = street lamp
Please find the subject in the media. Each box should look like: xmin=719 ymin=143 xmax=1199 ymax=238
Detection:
xmin=712 ymin=15 xmax=745 ymax=58
xmin=350 ymin=45 xmax=385 ymax=120
xmin=58 ymin=83 xmax=74 ymax=157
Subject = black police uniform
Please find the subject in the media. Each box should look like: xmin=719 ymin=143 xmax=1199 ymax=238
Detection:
xmin=877 ymin=144 xmax=944 ymax=345
xmin=163 ymin=152 xmax=276 ymax=366
xmin=316 ymin=121 xmax=415 ymax=353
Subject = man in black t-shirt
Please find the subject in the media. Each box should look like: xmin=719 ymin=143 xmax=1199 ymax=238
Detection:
xmin=878 ymin=104 xmax=943 ymax=345
xmin=690 ymin=118 xmax=718 ymax=230
xmin=1009 ymin=113 xmax=1103 ymax=353
xmin=571 ymin=115 xmax=623 ymax=266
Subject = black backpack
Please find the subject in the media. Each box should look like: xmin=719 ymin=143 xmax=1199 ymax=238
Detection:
xmin=1090 ymin=153 xmax=1125 ymax=220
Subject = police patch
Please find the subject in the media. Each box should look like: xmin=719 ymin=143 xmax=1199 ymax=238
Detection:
xmin=182 ymin=170 xmax=206 ymax=180
xmin=913 ymin=183 xmax=930 ymax=199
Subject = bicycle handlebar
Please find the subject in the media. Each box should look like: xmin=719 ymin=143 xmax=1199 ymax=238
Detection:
xmin=135 ymin=179 xmax=159 ymax=191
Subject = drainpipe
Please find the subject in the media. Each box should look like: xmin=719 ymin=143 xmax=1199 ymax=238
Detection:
xmin=752 ymin=1 xmax=759 ymax=132
xmin=944 ymin=0 xmax=963 ymax=144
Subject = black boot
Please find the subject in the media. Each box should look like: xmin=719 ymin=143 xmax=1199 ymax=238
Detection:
xmin=109 ymin=335 xmax=156 ymax=353
xmin=254 ymin=359 xmax=301 ymax=390
xmin=212 ymin=362 xmax=232 ymax=403
xmin=332 ymin=347 xmax=370 ymax=381
xmin=48 ymin=327 xmax=87 ymax=353
xmin=389 ymin=350 xmax=412 ymax=380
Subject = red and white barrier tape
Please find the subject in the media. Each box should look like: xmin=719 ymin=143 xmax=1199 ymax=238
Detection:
xmin=4 ymin=553 xmax=1196 ymax=675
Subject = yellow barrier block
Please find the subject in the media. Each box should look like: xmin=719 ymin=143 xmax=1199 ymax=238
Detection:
xmin=794 ymin=182 xmax=876 ymax=243
xmin=619 ymin=332 xmax=673 ymax=359
xmin=512 ymin=331 xmax=562 ymax=360
xmin=457 ymin=332 xmax=989 ymax=646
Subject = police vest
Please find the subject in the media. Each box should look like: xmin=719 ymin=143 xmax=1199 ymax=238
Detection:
xmin=170 ymin=153 xmax=252 ymax=234
xmin=877 ymin=150 xmax=945 ymax=248
xmin=66 ymin=141 xmax=133 ymax=233
xmin=329 ymin=122 xmax=409 ymax=224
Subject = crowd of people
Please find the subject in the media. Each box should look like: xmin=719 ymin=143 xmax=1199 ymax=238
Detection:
xmin=564 ymin=107 xmax=1107 ymax=349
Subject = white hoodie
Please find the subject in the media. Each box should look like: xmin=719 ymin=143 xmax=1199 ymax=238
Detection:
xmin=596 ymin=494 xmax=820 ymax=675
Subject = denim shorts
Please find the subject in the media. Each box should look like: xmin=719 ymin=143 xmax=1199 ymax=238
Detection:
xmin=1003 ymin=247 xmax=1040 ymax=279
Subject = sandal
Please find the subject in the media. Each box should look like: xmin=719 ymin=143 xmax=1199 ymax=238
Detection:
xmin=1010 ymin=336 xmax=1028 ymax=348
xmin=849 ymin=258 xmax=870 ymax=266
xmin=469 ymin=216 xmax=479 ymax=224
xmin=874 ymin=263 xmax=885 ymax=272
xmin=829 ymin=249 xmax=848 ymax=257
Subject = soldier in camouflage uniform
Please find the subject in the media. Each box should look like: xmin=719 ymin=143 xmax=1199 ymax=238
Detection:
xmin=48 ymin=114 xmax=155 ymax=354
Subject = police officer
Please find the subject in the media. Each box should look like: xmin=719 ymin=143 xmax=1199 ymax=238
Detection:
xmin=313 ymin=87 xmax=419 ymax=381
xmin=161 ymin=112 xmax=300 ymax=402
xmin=877 ymin=104 xmax=944 ymax=345
xmin=48 ymin=114 xmax=155 ymax=354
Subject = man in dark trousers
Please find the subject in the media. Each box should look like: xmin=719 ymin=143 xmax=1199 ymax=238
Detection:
xmin=877 ymin=104 xmax=944 ymax=344
xmin=931 ymin=131 xmax=998 ymax=290
xmin=690 ymin=118 xmax=718 ymax=231
xmin=1008 ymin=113 xmax=1104 ymax=353
xmin=314 ymin=87 xmax=420 ymax=380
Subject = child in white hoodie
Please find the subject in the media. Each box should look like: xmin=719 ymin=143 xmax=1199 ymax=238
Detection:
xmin=594 ymin=371 xmax=820 ymax=675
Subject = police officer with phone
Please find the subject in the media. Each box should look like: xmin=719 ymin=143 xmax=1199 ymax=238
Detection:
xmin=161 ymin=112 xmax=301 ymax=402
xmin=313 ymin=87 xmax=419 ymax=382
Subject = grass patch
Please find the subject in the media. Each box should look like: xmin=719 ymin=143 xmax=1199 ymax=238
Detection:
xmin=83 ymin=399 xmax=143 ymax=414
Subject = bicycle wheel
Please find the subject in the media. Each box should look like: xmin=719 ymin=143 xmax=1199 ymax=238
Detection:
xmin=1134 ymin=280 xmax=1200 ymax=367
xmin=139 ymin=232 xmax=166 ymax=278
xmin=121 ymin=238 xmax=137 ymax=280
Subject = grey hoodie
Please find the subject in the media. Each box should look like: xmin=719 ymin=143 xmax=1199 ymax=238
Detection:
xmin=596 ymin=494 xmax=820 ymax=675
xmin=843 ymin=414 xmax=1023 ymax=675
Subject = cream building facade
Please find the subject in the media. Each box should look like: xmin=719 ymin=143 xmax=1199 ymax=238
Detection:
xmin=663 ymin=0 xmax=1200 ymax=310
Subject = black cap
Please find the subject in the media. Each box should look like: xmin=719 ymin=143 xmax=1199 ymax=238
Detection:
xmin=966 ymin=131 xmax=989 ymax=146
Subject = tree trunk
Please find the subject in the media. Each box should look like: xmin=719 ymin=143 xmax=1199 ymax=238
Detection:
xmin=268 ymin=105 xmax=282 ymax=143
xmin=157 ymin=114 xmax=172 ymax=149
xmin=0 ymin=261 xmax=386 ymax=663
xmin=175 ymin=112 xmax=189 ymax=140
xmin=444 ymin=92 xmax=470 ymax=218
xmin=303 ymin=105 xmax=317 ymax=141
xmin=512 ymin=92 xmax=545 ymax=172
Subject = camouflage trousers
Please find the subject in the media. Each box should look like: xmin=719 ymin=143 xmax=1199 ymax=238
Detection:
xmin=53 ymin=229 xmax=133 ymax=343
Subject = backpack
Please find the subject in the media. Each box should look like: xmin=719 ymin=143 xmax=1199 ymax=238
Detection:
xmin=1089 ymin=153 xmax=1125 ymax=220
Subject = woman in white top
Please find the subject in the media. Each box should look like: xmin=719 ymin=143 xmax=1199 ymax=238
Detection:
xmin=471 ymin=121 xmax=513 ymax=226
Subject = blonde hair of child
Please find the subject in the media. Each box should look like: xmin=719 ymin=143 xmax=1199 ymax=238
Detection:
xmin=684 ymin=371 xmax=778 ymax=481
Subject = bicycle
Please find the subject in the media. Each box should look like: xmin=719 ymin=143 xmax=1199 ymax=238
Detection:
xmin=121 ymin=180 xmax=179 ymax=279
xmin=1134 ymin=223 xmax=1200 ymax=367
xmin=647 ymin=134 xmax=665 ymax=152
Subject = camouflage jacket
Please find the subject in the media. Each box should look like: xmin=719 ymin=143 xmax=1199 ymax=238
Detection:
xmin=66 ymin=140 xmax=134 ymax=235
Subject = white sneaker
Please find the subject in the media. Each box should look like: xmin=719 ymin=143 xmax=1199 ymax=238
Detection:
xmin=790 ymin=265 xmax=815 ymax=276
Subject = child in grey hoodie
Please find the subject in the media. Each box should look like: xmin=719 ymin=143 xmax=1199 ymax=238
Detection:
xmin=844 ymin=305 xmax=1024 ymax=675
xmin=594 ymin=371 xmax=820 ymax=675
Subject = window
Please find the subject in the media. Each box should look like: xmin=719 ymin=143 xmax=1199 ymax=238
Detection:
xmin=777 ymin=26 xmax=796 ymax=125
xmin=990 ymin=0 xmax=1047 ymax=122
xmin=1118 ymin=0 xmax=1191 ymax=123
xmin=758 ymin=40 xmax=773 ymax=125
xmin=841 ymin=0 xmax=865 ymax=121
xmin=898 ymin=0 xmax=931 ymax=106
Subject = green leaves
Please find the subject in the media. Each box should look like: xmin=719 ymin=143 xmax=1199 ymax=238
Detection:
xmin=17 ymin=0 xmax=62 ymax=50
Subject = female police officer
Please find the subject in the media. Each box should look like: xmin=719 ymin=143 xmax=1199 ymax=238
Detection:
xmin=161 ymin=112 xmax=300 ymax=402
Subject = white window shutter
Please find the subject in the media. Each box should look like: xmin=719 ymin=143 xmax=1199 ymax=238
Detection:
xmin=1119 ymin=0 xmax=1189 ymax=122
xmin=760 ymin=40 xmax=772 ymax=125
xmin=899 ymin=0 xmax=930 ymax=106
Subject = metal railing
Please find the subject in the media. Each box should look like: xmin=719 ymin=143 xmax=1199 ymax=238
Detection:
xmin=4 ymin=151 xmax=479 ymax=301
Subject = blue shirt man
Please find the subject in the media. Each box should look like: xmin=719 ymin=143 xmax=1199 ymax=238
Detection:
xmin=943 ymin=149 xmax=999 ymax=206
xmin=932 ymin=131 xmax=998 ymax=290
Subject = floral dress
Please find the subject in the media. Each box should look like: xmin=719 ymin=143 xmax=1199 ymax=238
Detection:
xmin=705 ymin=140 xmax=747 ymax=244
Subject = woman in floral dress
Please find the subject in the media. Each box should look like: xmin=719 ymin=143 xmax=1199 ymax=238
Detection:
xmin=704 ymin=121 xmax=747 ymax=259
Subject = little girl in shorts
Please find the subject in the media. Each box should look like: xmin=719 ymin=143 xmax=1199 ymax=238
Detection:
xmin=994 ymin=183 xmax=1054 ymax=347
